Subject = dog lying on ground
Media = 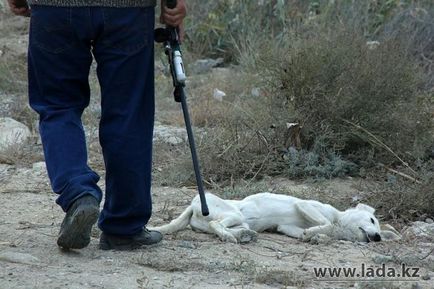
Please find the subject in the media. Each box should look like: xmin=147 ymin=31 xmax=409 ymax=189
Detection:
xmin=151 ymin=192 xmax=401 ymax=243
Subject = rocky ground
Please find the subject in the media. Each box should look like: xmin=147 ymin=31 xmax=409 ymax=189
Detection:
xmin=1 ymin=6 xmax=433 ymax=289
xmin=0 ymin=163 xmax=434 ymax=289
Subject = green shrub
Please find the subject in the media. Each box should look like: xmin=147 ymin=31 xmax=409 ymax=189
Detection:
xmin=184 ymin=0 xmax=293 ymax=59
xmin=151 ymin=1 xmax=434 ymax=189
xmin=282 ymin=147 xmax=357 ymax=178
xmin=185 ymin=0 xmax=434 ymax=62
xmin=261 ymin=28 xmax=433 ymax=166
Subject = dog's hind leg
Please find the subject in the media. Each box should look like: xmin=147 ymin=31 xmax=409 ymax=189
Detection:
xmin=209 ymin=215 xmax=244 ymax=243
xmin=227 ymin=224 xmax=258 ymax=244
xmin=295 ymin=203 xmax=332 ymax=226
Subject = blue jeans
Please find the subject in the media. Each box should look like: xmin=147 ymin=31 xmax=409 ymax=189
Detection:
xmin=28 ymin=6 xmax=155 ymax=236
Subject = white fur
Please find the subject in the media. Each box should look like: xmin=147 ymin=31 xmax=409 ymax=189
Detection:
xmin=151 ymin=192 xmax=401 ymax=243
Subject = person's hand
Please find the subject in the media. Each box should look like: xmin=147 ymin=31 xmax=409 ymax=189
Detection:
xmin=160 ymin=0 xmax=186 ymax=27
xmin=7 ymin=0 xmax=31 ymax=17
xmin=160 ymin=0 xmax=186 ymax=42
xmin=176 ymin=23 xmax=185 ymax=43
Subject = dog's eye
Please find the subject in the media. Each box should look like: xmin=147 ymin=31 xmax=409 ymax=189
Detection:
xmin=370 ymin=218 xmax=375 ymax=224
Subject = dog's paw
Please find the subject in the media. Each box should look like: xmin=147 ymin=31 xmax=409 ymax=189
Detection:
xmin=309 ymin=233 xmax=332 ymax=245
xmin=221 ymin=234 xmax=238 ymax=244
xmin=302 ymin=229 xmax=315 ymax=242
xmin=238 ymin=229 xmax=258 ymax=244
xmin=302 ymin=229 xmax=332 ymax=244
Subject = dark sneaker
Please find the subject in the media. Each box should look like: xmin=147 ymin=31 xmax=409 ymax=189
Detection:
xmin=99 ymin=228 xmax=163 ymax=250
xmin=57 ymin=195 xmax=99 ymax=250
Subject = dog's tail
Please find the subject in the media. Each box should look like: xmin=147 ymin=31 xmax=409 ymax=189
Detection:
xmin=150 ymin=205 xmax=194 ymax=234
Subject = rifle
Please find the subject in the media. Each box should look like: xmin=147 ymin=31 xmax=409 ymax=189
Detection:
xmin=155 ymin=0 xmax=209 ymax=216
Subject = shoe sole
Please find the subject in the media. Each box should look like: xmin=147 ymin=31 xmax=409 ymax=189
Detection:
xmin=57 ymin=204 xmax=99 ymax=249
xmin=99 ymin=242 xmax=140 ymax=251
xmin=99 ymin=234 xmax=163 ymax=251
xmin=99 ymin=242 xmax=161 ymax=251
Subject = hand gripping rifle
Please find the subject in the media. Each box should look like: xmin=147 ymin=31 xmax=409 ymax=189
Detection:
xmin=155 ymin=0 xmax=209 ymax=216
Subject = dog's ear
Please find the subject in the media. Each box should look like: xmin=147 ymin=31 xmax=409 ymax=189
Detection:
xmin=356 ymin=203 xmax=375 ymax=214
xmin=380 ymin=224 xmax=402 ymax=241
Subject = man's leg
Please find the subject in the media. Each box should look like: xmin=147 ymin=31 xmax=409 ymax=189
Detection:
xmin=93 ymin=7 xmax=161 ymax=246
xmin=28 ymin=6 xmax=102 ymax=248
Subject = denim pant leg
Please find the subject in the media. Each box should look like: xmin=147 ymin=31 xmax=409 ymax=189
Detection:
xmin=28 ymin=6 xmax=103 ymax=211
xmin=93 ymin=7 xmax=155 ymax=236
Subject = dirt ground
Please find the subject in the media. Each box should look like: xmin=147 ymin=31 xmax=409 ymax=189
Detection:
xmin=0 ymin=165 xmax=433 ymax=289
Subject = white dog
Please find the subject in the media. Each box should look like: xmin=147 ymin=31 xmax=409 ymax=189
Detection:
xmin=151 ymin=192 xmax=401 ymax=243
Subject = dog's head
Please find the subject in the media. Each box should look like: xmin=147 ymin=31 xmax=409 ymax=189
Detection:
xmin=338 ymin=204 xmax=401 ymax=242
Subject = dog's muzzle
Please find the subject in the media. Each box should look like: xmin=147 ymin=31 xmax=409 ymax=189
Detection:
xmin=369 ymin=233 xmax=382 ymax=242
xmin=359 ymin=228 xmax=382 ymax=242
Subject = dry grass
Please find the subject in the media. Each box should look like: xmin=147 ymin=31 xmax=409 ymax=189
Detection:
xmin=355 ymin=282 xmax=401 ymax=289
xmin=255 ymin=268 xmax=307 ymax=288
xmin=0 ymin=60 xmax=27 ymax=95
xmin=364 ymin=164 xmax=434 ymax=221
xmin=0 ymin=138 xmax=43 ymax=167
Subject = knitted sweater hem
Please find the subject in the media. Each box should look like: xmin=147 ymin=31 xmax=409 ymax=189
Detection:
xmin=27 ymin=0 xmax=156 ymax=8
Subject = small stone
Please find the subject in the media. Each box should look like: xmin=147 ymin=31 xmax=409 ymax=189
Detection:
xmin=0 ymin=251 xmax=40 ymax=265
xmin=32 ymin=161 xmax=46 ymax=173
xmin=177 ymin=241 xmax=196 ymax=249
xmin=372 ymin=254 xmax=394 ymax=264
xmin=188 ymin=58 xmax=224 ymax=74
xmin=153 ymin=124 xmax=187 ymax=145
xmin=213 ymin=88 xmax=226 ymax=102
xmin=421 ymin=274 xmax=431 ymax=280
xmin=251 ymin=87 xmax=261 ymax=97
xmin=425 ymin=218 xmax=433 ymax=224
xmin=0 ymin=117 xmax=31 ymax=149
xmin=402 ymin=221 xmax=434 ymax=238
xmin=366 ymin=40 xmax=380 ymax=50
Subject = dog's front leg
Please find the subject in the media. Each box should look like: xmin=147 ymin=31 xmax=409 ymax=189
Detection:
xmin=302 ymin=224 xmax=334 ymax=242
xmin=277 ymin=225 xmax=305 ymax=239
